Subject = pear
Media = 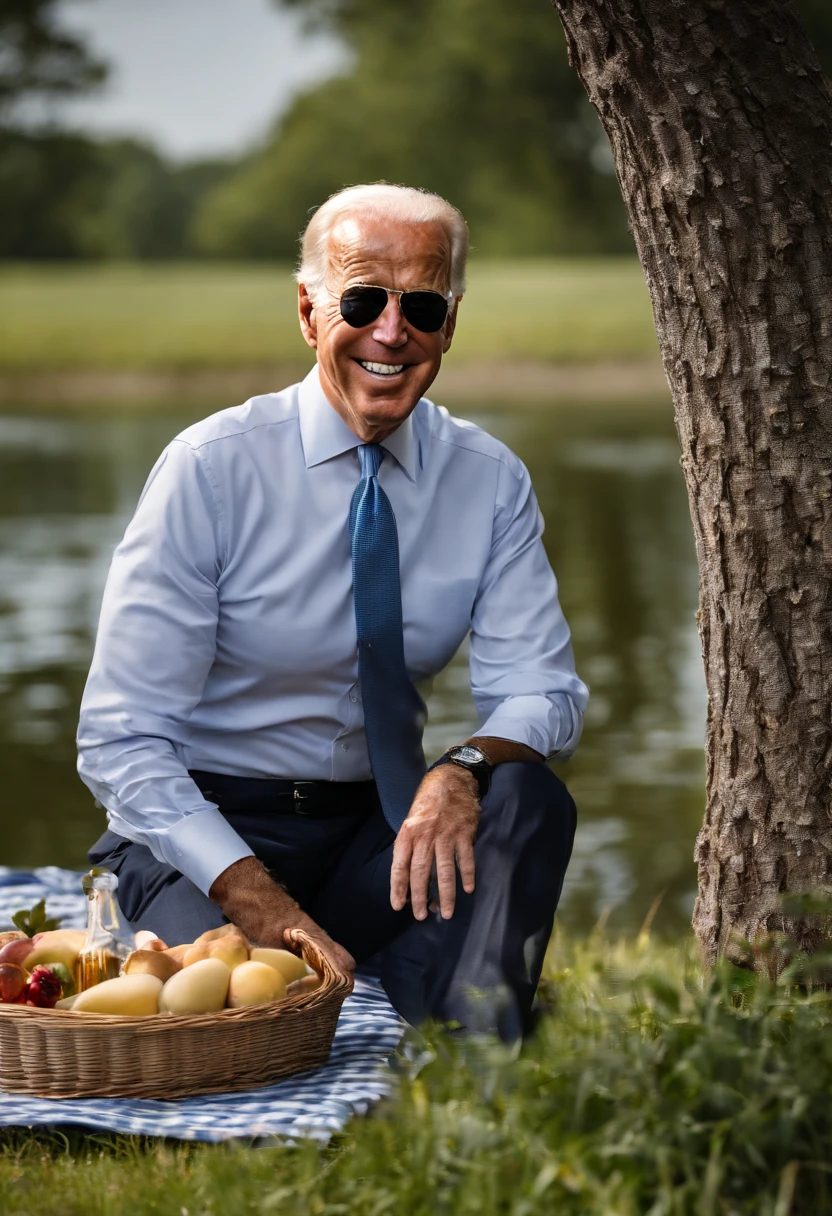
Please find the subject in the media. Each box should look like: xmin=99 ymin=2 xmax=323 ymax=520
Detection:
xmin=122 ymin=949 xmax=182 ymax=983
xmin=182 ymin=942 xmax=211 ymax=968
xmin=249 ymin=948 xmax=309 ymax=985
xmin=163 ymin=943 xmax=192 ymax=966
xmin=23 ymin=932 xmax=85 ymax=976
xmin=207 ymin=936 xmax=248 ymax=969
xmin=193 ymin=923 xmax=250 ymax=948
xmin=35 ymin=929 xmax=86 ymax=952
xmin=226 ymin=961 xmax=286 ymax=1008
xmin=74 ymin=974 xmax=162 ymax=1016
xmin=158 ymin=958 xmax=231 ymax=1015
xmin=286 ymin=974 xmax=321 ymax=998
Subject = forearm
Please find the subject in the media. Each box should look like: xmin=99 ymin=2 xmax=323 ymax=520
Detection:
xmin=208 ymin=856 xmax=301 ymax=944
xmin=209 ymin=856 xmax=357 ymax=972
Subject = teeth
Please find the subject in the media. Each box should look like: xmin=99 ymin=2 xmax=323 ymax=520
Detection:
xmin=359 ymin=361 xmax=404 ymax=376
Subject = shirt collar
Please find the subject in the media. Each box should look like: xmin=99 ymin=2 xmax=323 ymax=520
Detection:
xmin=297 ymin=364 xmax=420 ymax=482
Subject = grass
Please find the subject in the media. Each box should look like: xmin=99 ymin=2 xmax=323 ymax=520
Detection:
xmin=3 ymin=930 xmax=832 ymax=1215
xmin=0 ymin=259 xmax=659 ymax=372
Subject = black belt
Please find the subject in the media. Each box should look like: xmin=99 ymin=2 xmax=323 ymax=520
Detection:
xmin=189 ymin=770 xmax=379 ymax=819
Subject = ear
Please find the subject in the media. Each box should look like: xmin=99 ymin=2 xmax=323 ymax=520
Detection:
xmin=441 ymin=297 xmax=461 ymax=354
xmin=298 ymin=283 xmax=318 ymax=349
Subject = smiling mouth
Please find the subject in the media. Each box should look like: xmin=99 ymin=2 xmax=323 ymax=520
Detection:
xmin=357 ymin=360 xmax=405 ymax=376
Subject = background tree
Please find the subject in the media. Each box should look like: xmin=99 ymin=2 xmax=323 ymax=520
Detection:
xmin=0 ymin=0 xmax=106 ymax=118
xmin=0 ymin=0 xmax=104 ymax=257
xmin=1 ymin=0 xmax=830 ymax=261
xmin=0 ymin=2 xmax=228 ymax=258
xmin=551 ymin=0 xmax=832 ymax=968
xmin=195 ymin=0 xmax=831 ymax=260
xmin=193 ymin=0 xmax=632 ymax=258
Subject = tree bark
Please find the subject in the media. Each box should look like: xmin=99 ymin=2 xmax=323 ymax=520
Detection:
xmin=551 ymin=0 xmax=832 ymax=968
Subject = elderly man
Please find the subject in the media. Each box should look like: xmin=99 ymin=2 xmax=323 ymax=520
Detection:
xmin=78 ymin=183 xmax=588 ymax=1039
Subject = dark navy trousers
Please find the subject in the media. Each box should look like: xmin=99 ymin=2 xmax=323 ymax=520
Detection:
xmin=89 ymin=762 xmax=576 ymax=1040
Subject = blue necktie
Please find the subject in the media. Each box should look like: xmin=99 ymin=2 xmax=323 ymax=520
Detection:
xmin=350 ymin=444 xmax=427 ymax=832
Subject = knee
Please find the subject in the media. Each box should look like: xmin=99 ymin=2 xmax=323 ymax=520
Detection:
xmin=482 ymin=762 xmax=576 ymax=845
xmin=488 ymin=760 xmax=574 ymax=810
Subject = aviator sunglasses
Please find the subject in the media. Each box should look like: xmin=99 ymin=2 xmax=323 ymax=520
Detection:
xmin=336 ymin=284 xmax=452 ymax=333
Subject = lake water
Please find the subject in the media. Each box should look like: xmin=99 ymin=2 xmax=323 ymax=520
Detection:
xmin=0 ymin=397 xmax=705 ymax=937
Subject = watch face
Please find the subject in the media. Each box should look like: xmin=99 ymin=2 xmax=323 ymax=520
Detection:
xmin=452 ymin=745 xmax=486 ymax=766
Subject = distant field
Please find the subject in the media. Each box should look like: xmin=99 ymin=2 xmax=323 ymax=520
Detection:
xmin=0 ymin=259 xmax=659 ymax=371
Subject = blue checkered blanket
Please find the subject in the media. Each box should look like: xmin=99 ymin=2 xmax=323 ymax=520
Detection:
xmin=0 ymin=868 xmax=404 ymax=1142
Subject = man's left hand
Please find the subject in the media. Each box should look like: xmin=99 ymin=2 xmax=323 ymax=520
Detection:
xmin=390 ymin=766 xmax=480 ymax=920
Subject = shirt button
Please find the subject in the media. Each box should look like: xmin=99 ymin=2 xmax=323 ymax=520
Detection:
xmin=350 ymin=694 xmax=357 ymax=703
xmin=341 ymin=743 xmax=349 ymax=751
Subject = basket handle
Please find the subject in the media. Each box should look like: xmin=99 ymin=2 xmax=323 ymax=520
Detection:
xmin=285 ymin=928 xmax=355 ymax=996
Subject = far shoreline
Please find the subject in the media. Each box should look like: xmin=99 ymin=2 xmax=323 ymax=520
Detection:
xmin=0 ymin=357 xmax=669 ymax=411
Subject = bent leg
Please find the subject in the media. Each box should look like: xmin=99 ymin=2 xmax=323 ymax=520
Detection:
xmin=380 ymin=762 xmax=576 ymax=1040
xmin=86 ymin=801 xmax=374 ymax=948
xmin=309 ymin=807 xmax=414 ymax=962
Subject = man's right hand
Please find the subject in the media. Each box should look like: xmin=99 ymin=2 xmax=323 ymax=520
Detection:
xmin=208 ymin=856 xmax=355 ymax=976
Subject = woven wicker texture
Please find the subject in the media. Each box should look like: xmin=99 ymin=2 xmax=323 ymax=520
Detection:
xmin=0 ymin=929 xmax=353 ymax=1099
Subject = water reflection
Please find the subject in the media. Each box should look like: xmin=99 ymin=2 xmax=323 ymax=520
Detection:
xmin=0 ymin=399 xmax=705 ymax=937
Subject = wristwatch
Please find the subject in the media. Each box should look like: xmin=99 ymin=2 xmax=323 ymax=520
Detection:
xmin=429 ymin=744 xmax=492 ymax=800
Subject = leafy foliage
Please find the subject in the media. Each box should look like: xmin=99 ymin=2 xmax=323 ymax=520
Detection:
xmin=10 ymin=897 xmax=61 ymax=937
xmin=194 ymin=0 xmax=631 ymax=260
xmin=3 ymin=933 xmax=832 ymax=1212
xmin=0 ymin=0 xmax=106 ymax=117
xmin=0 ymin=131 xmax=229 ymax=258
xmin=1 ymin=0 xmax=830 ymax=261
xmin=0 ymin=2 xmax=224 ymax=260
xmin=193 ymin=0 xmax=832 ymax=261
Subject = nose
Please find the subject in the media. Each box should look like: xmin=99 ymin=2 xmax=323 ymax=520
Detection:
xmin=371 ymin=294 xmax=408 ymax=347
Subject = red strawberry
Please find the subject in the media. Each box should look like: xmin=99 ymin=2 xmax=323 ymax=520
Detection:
xmin=22 ymin=965 xmax=62 ymax=1009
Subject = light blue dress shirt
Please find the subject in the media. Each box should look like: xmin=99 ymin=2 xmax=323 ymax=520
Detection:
xmin=77 ymin=367 xmax=589 ymax=897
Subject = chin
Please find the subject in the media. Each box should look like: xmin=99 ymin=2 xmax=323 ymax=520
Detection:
xmin=351 ymin=377 xmax=416 ymax=411
xmin=361 ymin=371 xmax=435 ymax=409
xmin=325 ymin=358 xmax=440 ymax=436
xmin=358 ymin=394 xmax=417 ymax=429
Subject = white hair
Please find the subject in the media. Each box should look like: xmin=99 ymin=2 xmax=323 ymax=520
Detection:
xmin=295 ymin=182 xmax=469 ymax=303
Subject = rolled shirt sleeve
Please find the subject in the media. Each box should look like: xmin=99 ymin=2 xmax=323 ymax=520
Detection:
xmin=469 ymin=456 xmax=588 ymax=760
xmin=76 ymin=439 xmax=254 ymax=896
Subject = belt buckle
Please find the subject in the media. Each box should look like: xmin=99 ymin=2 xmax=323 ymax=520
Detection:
xmin=293 ymin=782 xmax=315 ymax=816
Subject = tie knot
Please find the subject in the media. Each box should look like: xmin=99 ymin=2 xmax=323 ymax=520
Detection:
xmin=358 ymin=444 xmax=383 ymax=479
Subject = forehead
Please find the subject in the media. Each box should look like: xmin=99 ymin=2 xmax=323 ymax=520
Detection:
xmin=327 ymin=213 xmax=451 ymax=288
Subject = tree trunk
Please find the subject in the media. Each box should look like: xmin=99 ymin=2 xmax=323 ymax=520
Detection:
xmin=551 ymin=0 xmax=832 ymax=968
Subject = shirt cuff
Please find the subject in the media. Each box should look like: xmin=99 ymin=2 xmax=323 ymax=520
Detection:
xmin=473 ymin=693 xmax=580 ymax=760
xmin=157 ymin=808 xmax=255 ymax=898
xmin=472 ymin=695 xmax=552 ymax=756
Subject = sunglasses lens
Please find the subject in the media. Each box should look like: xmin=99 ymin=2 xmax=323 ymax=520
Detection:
xmin=339 ymin=285 xmax=449 ymax=333
xmin=401 ymin=291 xmax=449 ymax=333
xmin=340 ymin=286 xmax=388 ymax=328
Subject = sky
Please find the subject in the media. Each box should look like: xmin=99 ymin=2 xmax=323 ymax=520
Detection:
xmin=57 ymin=0 xmax=347 ymax=160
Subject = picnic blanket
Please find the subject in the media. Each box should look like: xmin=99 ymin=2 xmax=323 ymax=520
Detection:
xmin=0 ymin=868 xmax=405 ymax=1142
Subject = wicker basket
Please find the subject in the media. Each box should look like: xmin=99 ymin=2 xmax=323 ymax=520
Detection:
xmin=0 ymin=930 xmax=353 ymax=1099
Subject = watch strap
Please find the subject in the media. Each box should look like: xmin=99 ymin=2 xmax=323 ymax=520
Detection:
xmin=429 ymin=747 xmax=492 ymax=800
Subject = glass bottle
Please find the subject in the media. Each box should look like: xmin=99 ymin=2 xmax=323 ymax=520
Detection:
xmin=75 ymin=869 xmax=136 ymax=992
